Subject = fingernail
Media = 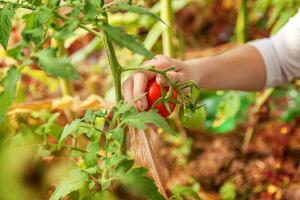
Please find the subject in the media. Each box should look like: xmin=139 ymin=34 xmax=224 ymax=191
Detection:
xmin=156 ymin=76 xmax=162 ymax=83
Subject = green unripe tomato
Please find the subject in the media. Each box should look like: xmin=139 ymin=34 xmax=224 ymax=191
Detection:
xmin=179 ymin=106 xmax=206 ymax=129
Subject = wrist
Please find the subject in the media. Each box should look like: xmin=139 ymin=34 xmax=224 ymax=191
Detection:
xmin=184 ymin=57 xmax=219 ymax=87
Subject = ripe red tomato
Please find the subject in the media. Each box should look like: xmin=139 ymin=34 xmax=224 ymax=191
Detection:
xmin=146 ymin=78 xmax=177 ymax=117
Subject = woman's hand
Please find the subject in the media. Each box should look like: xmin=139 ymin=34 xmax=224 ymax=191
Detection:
xmin=122 ymin=55 xmax=197 ymax=111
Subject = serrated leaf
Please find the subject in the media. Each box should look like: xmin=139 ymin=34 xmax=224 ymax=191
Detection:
xmin=54 ymin=20 xmax=79 ymax=41
xmin=123 ymin=110 xmax=174 ymax=134
xmin=36 ymin=48 xmax=80 ymax=80
xmin=49 ymin=169 xmax=88 ymax=200
xmin=59 ymin=119 xmax=81 ymax=142
xmin=110 ymin=127 xmax=124 ymax=144
xmin=119 ymin=167 xmax=165 ymax=200
xmin=104 ymin=154 xmax=127 ymax=168
xmin=36 ymin=112 xmax=62 ymax=137
xmin=0 ymin=4 xmax=16 ymax=49
xmin=102 ymin=24 xmax=153 ymax=59
xmin=0 ymin=67 xmax=20 ymax=123
xmin=116 ymin=102 xmax=133 ymax=114
xmin=83 ymin=0 xmax=99 ymax=19
xmin=116 ymin=159 xmax=134 ymax=174
xmin=115 ymin=3 xmax=164 ymax=23
xmin=84 ymin=152 xmax=99 ymax=167
xmin=84 ymin=110 xmax=95 ymax=123
xmin=171 ymin=186 xmax=201 ymax=200
xmin=22 ymin=8 xmax=51 ymax=46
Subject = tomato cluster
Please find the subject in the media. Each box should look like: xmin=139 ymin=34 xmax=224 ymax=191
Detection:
xmin=145 ymin=78 xmax=206 ymax=129
xmin=146 ymin=78 xmax=177 ymax=117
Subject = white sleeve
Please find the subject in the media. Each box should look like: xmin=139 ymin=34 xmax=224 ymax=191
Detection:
xmin=248 ymin=10 xmax=300 ymax=88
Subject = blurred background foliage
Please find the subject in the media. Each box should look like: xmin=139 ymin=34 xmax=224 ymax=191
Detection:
xmin=1 ymin=0 xmax=300 ymax=199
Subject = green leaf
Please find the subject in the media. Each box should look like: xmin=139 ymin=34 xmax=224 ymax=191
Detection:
xmin=123 ymin=110 xmax=175 ymax=134
xmin=104 ymin=154 xmax=127 ymax=169
xmin=49 ymin=169 xmax=88 ymax=200
xmin=54 ymin=20 xmax=79 ymax=41
xmin=110 ymin=127 xmax=124 ymax=144
xmin=25 ymin=0 xmax=42 ymax=6
xmin=102 ymin=24 xmax=153 ymax=59
xmin=219 ymin=181 xmax=236 ymax=200
xmin=0 ymin=4 xmax=16 ymax=49
xmin=84 ymin=141 xmax=101 ymax=167
xmin=36 ymin=112 xmax=62 ymax=137
xmin=7 ymin=42 xmax=25 ymax=60
xmin=115 ymin=3 xmax=164 ymax=23
xmin=119 ymin=167 xmax=165 ymax=200
xmin=0 ymin=67 xmax=20 ymax=123
xmin=22 ymin=8 xmax=51 ymax=46
xmin=59 ymin=119 xmax=81 ymax=142
xmin=115 ymin=159 xmax=134 ymax=174
xmin=171 ymin=185 xmax=201 ymax=200
xmin=36 ymin=48 xmax=80 ymax=80
xmin=83 ymin=0 xmax=99 ymax=19
xmin=84 ymin=110 xmax=95 ymax=123
xmin=271 ymin=10 xmax=295 ymax=34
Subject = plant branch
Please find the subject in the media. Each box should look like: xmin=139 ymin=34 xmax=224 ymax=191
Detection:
xmin=161 ymin=0 xmax=174 ymax=57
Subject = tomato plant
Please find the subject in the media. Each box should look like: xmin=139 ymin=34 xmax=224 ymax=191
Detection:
xmin=0 ymin=0 xmax=202 ymax=200
xmin=146 ymin=78 xmax=177 ymax=117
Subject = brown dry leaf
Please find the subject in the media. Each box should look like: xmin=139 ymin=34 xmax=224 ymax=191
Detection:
xmin=128 ymin=126 xmax=169 ymax=199
xmin=7 ymin=95 xmax=110 ymax=116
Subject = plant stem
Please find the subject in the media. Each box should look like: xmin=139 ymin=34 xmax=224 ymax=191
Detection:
xmin=235 ymin=0 xmax=248 ymax=44
xmin=58 ymin=79 xmax=73 ymax=96
xmin=99 ymin=0 xmax=125 ymax=155
xmin=103 ymin=35 xmax=123 ymax=102
xmin=161 ymin=0 xmax=174 ymax=57
xmin=100 ymin=2 xmax=123 ymax=103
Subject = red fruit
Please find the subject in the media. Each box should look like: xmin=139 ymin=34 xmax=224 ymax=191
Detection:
xmin=146 ymin=78 xmax=177 ymax=117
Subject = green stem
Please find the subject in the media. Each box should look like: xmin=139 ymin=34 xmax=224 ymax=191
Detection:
xmin=235 ymin=0 xmax=248 ymax=44
xmin=161 ymin=0 xmax=174 ymax=57
xmin=99 ymin=0 xmax=125 ymax=155
xmin=100 ymin=1 xmax=123 ymax=103
xmin=103 ymin=35 xmax=122 ymax=102
xmin=58 ymin=79 xmax=73 ymax=96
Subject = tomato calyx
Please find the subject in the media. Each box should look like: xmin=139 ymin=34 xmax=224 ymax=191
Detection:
xmin=180 ymin=103 xmax=206 ymax=129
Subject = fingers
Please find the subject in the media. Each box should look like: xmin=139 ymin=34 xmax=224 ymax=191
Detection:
xmin=133 ymin=72 xmax=148 ymax=111
xmin=156 ymin=71 xmax=185 ymax=86
xmin=147 ymin=55 xmax=183 ymax=71
xmin=122 ymin=55 xmax=185 ymax=110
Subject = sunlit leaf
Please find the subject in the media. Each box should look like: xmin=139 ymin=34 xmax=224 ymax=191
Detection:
xmin=123 ymin=110 xmax=175 ymax=134
xmin=102 ymin=24 xmax=153 ymax=59
xmin=0 ymin=3 xmax=16 ymax=49
xmin=119 ymin=167 xmax=165 ymax=200
xmin=171 ymin=185 xmax=201 ymax=200
xmin=220 ymin=181 xmax=236 ymax=200
xmin=22 ymin=8 xmax=51 ymax=46
xmin=36 ymin=48 xmax=80 ymax=80
xmin=59 ymin=119 xmax=81 ymax=143
xmin=115 ymin=3 xmax=164 ymax=23
xmin=0 ymin=67 xmax=20 ymax=123
xmin=49 ymin=169 xmax=88 ymax=200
